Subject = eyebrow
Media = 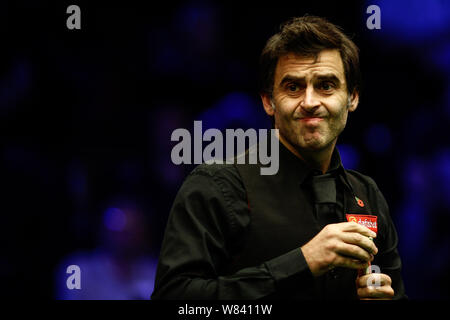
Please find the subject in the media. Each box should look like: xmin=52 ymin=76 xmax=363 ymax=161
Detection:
xmin=279 ymin=75 xmax=305 ymax=87
xmin=315 ymin=74 xmax=341 ymax=84
xmin=279 ymin=73 xmax=342 ymax=87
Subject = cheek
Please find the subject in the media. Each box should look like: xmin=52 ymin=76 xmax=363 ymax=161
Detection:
xmin=273 ymin=104 xmax=292 ymax=124
xmin=274 ymin=109 xmax=299 ymax=133
xmin=339 ymin=107 xmax=349 ymax=123
xmin=329 ymin=108 xmax=349 ymax=131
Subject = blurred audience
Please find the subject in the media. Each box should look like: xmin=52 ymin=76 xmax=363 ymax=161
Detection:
xmin=55 ymin=200 xmax=157 ymax=299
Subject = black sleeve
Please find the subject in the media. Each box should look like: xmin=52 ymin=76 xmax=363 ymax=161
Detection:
xmin=372 ymin=186 xmax=407 ymax=300
xmin=151 ymin=164 xmax=313 ymax=300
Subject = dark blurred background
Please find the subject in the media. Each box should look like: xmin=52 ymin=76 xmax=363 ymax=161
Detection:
xmin=1 ymin=0 xmax=449 ymax=299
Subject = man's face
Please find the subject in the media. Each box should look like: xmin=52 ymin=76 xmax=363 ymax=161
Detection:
xmin=263 ymin=49 xmax=358 ymax=153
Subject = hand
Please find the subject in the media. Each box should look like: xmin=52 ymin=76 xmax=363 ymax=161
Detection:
xmin=301 ymin=222 xmax=378 ymax=277
xmin=356 ymin=273 xmax=395 ymax=300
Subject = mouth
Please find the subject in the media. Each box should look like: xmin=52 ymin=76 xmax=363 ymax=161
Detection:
xmin=299 ymin=117 xmax=324 ymax=124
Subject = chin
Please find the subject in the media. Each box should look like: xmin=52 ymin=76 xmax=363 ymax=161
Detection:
xmin=298 ymin=138 xmax=328 ymax=150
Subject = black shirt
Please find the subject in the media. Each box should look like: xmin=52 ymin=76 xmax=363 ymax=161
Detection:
xmin=152 ymin=141 xmax=406 ymax=300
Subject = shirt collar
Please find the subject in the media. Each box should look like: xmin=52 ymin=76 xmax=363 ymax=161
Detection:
xmin=277 ymin=140 xmax=353 ymax=192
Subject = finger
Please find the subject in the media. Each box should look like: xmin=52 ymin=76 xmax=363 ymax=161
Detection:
xmin=357 ymin=273 xmax=392 ymax=288
xmin=357 ymin=285 xmax=395 ymax=299
xmin=340 ymin=232 xmax=378 ymax=255
xmin=339 ymin=222 xmax=377 ymax=238
xmin=333 ymin=255 xmax=370 ymax=270
xmin=360 ymin=298 xmax=393 ymax=300
xmin=335 ymin=242 xmax=373 ymax=262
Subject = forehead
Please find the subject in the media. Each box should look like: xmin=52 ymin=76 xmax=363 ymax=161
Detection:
xmin=275 ymin=49 xmax=345 ymax=82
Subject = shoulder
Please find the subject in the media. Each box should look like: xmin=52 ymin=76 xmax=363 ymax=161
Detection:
xmin=185 ymin=163 xmax=244 ymax=192
xmin=177 ymin=163 xmax=246 ymax=204
xmin=344 ymin=169 xmax=389 ymax=215
xmin=189 ymin=162 xmax=241 ymax=180
xmin=345 ymin=169 xmax=381 ymax=192
xmin=344 ymin=169 xmax=388 ymax=209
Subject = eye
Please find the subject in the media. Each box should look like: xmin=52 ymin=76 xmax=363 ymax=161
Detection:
xmin=318 ymin=81 xmax=335 ymax=91
xmin=287 ymin=83 xmax=299 ymax=92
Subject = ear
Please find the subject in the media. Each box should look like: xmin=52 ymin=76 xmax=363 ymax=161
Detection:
xmin=348 ymin=91 xmax=359 ymax=112
xmin=261 ymin=93 xmax=275 ymax=116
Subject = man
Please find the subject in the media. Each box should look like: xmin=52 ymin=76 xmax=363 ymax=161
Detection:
xmin=152 ymin=16 xmax=406 ymax=300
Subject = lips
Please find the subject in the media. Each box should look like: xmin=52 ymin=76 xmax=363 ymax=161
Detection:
xmin=299 ymin=117 xmax=324 ymax=124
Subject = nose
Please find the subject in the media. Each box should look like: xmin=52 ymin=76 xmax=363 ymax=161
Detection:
xmin=300 ymin=86 xmax=320 ymax=113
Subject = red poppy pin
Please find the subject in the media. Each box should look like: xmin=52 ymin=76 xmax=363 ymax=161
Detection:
xmin=355 ymin=196 xmax=364 ymax=207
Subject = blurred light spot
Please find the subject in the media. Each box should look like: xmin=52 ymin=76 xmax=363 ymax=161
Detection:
xmin=67 ymin=161 xmax=87 ymax=202
xmin=337 ymin=144 xmax=360 ymax=170
xmin=432 ymin=149 xmax=450 ymax=204
xmin=199 ymin=92 xmax=268 ymax=131
xmin=174 ymin=3 xmax=219 ymax=52
xmin=431 ymin=42 xmax=450 ymax=71
xmin=365 ymin=123 xmax=392 ymax=155
xmin=402 ymin=157 xmax=427 ymax=194
xmin=444 ymin=84 xmax=450 ymax=119
xmin=434 ymin=150 xmax=450 ymax=181
xmin=103 ymin=208 xmax=127 ymax=232
xmin=368 ymin=0 xmax=450 ymax=43
xmin=0 ymin=60 xmax=32 ymax=113
xmin=398 ymin=201 xmax=427 ymax=256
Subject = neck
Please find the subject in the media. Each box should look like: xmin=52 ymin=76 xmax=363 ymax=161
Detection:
xmin=277 ymin=132 xmax=336 ymax=174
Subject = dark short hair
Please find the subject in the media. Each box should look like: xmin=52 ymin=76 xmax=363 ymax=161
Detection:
xmin=259 ymin=16 xmax=361 ymax=97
